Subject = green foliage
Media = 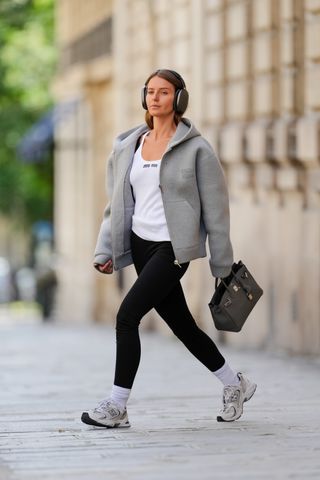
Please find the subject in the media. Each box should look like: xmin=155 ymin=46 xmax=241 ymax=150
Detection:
xmin=0 ymin=0 xmax=56 ymax=226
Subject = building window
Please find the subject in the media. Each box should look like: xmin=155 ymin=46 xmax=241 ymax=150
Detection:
xmin=59 ymin=16 xmax=112 ymax=72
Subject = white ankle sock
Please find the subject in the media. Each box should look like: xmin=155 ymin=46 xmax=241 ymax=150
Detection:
xmin=213 ymin=362 xmax=240 ymax=386
xmin=110 ymin=385 xmax=131 ymax=410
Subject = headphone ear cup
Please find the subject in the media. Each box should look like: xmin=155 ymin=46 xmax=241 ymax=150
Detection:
xmin=174 ymin=88 xmax=189 ymax=114
xmin=141 ymin=86 xmax=148 ymax=110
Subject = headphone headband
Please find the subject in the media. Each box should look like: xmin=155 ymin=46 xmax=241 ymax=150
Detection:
xmin=157 ymin=69 xmax=186 ymax=88
xmin=150 ymin=69 xmax=186 ymax=89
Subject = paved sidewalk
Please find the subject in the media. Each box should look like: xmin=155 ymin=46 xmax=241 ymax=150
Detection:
xmin=0 ymin=321 xmax=320 ymax=480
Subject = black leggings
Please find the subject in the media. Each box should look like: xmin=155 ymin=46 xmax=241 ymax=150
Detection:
xmin=114 ymin=231 xmax=225 ymax=388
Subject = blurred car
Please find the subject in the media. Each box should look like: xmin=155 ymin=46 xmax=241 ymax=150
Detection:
xmin=0 ymin=257 xmax=14 ymax=303
xmin=15 ymin=267 xmax=36 ymax=302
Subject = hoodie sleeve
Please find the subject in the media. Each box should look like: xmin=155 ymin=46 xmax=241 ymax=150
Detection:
xmin=94 ymin=150 xmax=114 ymax=265
xmin=196 ymin=147 xmax=234 ymax=278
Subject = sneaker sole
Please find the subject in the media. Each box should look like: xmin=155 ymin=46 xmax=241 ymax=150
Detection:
xmin=216 ymin=409 xmax=243 ymax=423
xmin=216 ymin=384 xmax=257 ymax=423
xmin=81 ymin=412 xmax=131 ymax=429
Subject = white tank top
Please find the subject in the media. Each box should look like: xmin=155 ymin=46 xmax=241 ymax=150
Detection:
xmin=130 ymin=132 xmax=171 ymax=241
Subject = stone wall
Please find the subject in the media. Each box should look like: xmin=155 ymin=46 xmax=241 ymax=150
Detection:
xmin=54 ymin=0 xmax=320 ymax=353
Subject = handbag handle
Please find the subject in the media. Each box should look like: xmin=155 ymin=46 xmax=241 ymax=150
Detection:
xmin=216 ymin=270 xmax=253 ymax=300
xmin=215 ymin=276 xmax=233 ymax=295
xmin=215 ymin=264 xmax=239 ymax=290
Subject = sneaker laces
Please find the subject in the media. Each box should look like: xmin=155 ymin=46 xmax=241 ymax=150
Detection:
xmin=223 ymin=386 xmax=241 ymax=406
xmin=94 ymin=398 xmax=116 ymax=413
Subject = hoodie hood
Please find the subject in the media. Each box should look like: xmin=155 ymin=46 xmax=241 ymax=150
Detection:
xmin=113 ymin=117 xmax=201 ymax=152
xmin=169 ymin=118 xmax=201 ymax=148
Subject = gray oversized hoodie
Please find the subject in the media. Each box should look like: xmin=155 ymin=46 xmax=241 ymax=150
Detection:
xmin=94 ymin=118 xmax=233 ymax=278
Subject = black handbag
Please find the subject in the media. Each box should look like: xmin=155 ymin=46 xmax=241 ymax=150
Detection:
xmin=208 ymin=260 xmax=263 ymax=332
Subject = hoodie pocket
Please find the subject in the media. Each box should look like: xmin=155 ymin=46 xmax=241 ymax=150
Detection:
xmin=167 ymin=200 xmax=199 ymax=249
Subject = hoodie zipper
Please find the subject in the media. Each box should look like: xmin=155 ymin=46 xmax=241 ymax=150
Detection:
xmin=159 ymin=147 xmax=182 ymax=269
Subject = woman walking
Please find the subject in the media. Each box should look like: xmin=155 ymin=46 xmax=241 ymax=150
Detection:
xmin=81 ymin=69 xmax=256 ymax=428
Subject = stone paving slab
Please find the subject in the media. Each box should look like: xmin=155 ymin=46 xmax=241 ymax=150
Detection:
xmin=0 ymin=322 xmax=320 ymax=480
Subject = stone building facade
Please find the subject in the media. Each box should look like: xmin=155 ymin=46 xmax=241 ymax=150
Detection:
xmin=53 ymin=0 xmax=320 ymax=354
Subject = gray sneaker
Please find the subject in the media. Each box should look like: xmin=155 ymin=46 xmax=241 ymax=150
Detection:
xmin=81 ymin=398 xmax=131 ymax=428
xmin=217 ymin=372 xmax=257 ymax=422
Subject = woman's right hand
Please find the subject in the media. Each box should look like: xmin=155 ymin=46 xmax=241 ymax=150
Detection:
xmin=94 ymin=259 xmax=113 ymax=274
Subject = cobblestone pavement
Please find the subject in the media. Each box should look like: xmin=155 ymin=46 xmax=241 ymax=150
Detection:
xmin=0 ymin=319 xmax=319 ymax=480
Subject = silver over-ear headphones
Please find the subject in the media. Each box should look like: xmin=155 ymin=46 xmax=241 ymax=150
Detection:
xmin=141 ymin=69 xmax=189 ymax=114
